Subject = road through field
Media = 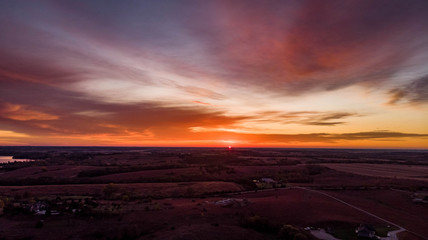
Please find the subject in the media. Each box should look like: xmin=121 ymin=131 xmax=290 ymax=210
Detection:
xmin=381 ymin=229 xmax=406 ymax=240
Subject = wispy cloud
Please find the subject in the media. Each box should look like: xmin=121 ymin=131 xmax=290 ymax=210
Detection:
xmin=249 ymin=111 xmax=360 ymax=126
xmin=0 ymin=102 xmax=58 ymax=121
xmin=186 ymin=130 xmax=428 ymax=144
xmin=388 ymin=75 xmax=428 ymax=105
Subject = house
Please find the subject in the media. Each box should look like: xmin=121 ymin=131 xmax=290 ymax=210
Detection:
xmin=253 ymin=178 xmax=280 ymax=189
xmin=29 ymin=201 xmax=49 ymax=215
xmin=356 ymin=224 xmax=376 ymax=238
xmin=411 ymin=192 xmax=428 ymax=204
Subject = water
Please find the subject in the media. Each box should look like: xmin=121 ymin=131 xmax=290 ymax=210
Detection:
xmin=0 ymin=156 xmax=33 ymax=163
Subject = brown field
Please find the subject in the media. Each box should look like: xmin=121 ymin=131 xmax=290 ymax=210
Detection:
xmin=321 ymin=163 xmax=428 ymax=182
xmin=0 ymin=188 xmax=393 ymax=240
xmin=235 ymin=188 xmax=386 ymax=226
xmin=323 ymin=189 xmax=428 ymax=238
xmin=93 ymin=167 xmax=200 ymax=182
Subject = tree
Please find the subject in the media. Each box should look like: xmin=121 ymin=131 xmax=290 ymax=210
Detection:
xmin=103 ymin=183 xmax=119 ymax=199
xmin=278 ymin=224 xmax=299 ymax=240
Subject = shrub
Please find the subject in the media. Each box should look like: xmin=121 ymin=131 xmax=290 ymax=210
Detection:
xmin=240 ymin=215 xmax=280 ymax=234
xmin=293 ymin=233 xmax=308 ymax=240
xmin=279 ymin=224 xmax=300 ymax=239
xmin=306 ymin=165 xmax=326 ymax=175
xmin=278 ymin=225 xmax=310 ymax=240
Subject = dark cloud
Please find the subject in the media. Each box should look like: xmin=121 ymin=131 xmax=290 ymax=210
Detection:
xmin=388 ymin=75 xmax=428 ymax=105
xmin=2 ymin=1 xmax=427 ymax=96
xmin=176 ymin=0 xmax=428 ymax=94
xmin=0 ymin=93 xmax=246 ymax=139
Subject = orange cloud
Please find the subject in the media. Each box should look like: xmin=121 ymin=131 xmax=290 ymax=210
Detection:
xmin=192 ymin=101 xmax=222 ymax=107
xmin=0 ymin=102 xmax=58 ymax=121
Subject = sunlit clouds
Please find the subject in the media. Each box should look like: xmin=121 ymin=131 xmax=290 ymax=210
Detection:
xmin=0 ymin=0 xmax=427 ymax=148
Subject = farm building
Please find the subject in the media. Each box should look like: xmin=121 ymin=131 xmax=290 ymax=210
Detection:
xmin=355 ymin=224 xmax=376 ymax=238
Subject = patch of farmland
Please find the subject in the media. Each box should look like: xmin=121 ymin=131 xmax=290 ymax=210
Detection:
xmin=0 ymin=165 xmax=103 ymax=179
xmin=321 ymin=164 xmax=428 ymax=182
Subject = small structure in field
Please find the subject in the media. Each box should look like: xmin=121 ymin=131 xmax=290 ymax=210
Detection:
xmin=260 ymin=178 xmax=276 ymax=184
xmin=356 ymin=224 xmax=376 ymax=238
xmin=30 ymin=201 xmax=49 ymax=215
xmin=411 ymin=192 xmax=428 ymax=204
xmin=214 ymin=198 xmax=248 ymax=208
xmin=253 ymin=178 xmax=280 ymax=189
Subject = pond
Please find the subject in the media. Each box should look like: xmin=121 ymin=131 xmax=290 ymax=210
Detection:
xmin=0 ymin=156 xmax=34 ymax=163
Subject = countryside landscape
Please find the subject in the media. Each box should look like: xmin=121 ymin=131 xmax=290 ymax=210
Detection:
xmin=1 ymin=0 xmax=428 ymax=239
xmin=0 ymin=147 xmax=427 ymax=239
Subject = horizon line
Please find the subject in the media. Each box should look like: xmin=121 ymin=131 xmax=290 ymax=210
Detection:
xmin=1 ymin=145 xmax=427 ymax=151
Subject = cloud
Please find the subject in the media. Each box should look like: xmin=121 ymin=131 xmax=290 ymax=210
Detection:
xmin=329 ymin=131 xmax=428 ymax=140
xmin=388 ymin=75 xmax=428 ymax=105
xmin=184 ymin=0 xmax=428 ymax=95
xmin=192 ymin=101 xmax=222 ymax=107
xmin=260 ymin=130 xmax=428 ymax=144
xmin=250 ymin=111 xmax=360 ymax=126
xmin=179 ymin=86 xmax=225 ymax=100
xmin=2 ymin=1 xmax=427 ymax=99
xmin=0 ymin=92 xmax=247 ymax=139
xmin=187 ymin=130 xmax=428 ymax=144
xmin=74 ymin=110 xmax=113 ymax=117
xmin=0 ymin=130 xmax=29 ymax=138
xmin=0 ymin=102 xmax=58 ymax=121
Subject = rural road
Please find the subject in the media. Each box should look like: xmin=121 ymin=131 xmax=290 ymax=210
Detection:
xmin=380 ymin=228 xmax=406 ymax=240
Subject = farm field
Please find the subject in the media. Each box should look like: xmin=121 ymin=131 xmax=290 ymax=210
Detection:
xmin=0 ymin=165 xmax=103 ymax=180
xmin=0 ymin=181 xmax=244 ymax=199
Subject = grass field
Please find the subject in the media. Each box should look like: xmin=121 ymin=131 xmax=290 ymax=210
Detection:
xmin=0 ymin=181 xmax=244 ymax=198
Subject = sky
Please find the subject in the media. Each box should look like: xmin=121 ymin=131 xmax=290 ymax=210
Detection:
xmin=0 ymin=0 xmax=428 ymax=148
